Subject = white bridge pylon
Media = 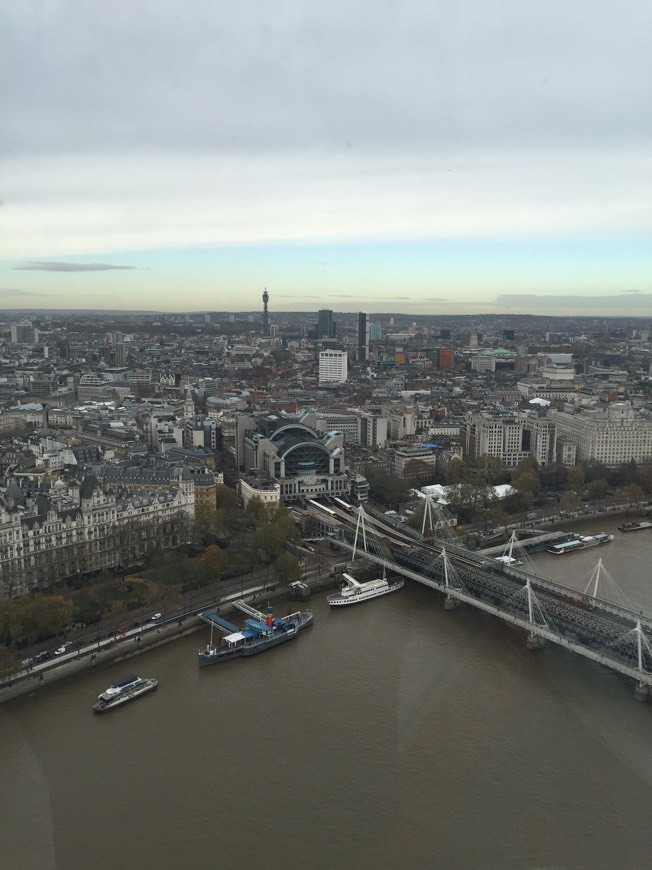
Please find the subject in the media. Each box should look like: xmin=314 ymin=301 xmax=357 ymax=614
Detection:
xmin=503 ymin=576 xmax=553 ymax=635
xmin=350 ymin=506 xmax=394 ymax=563
xmin=599 ymin=619 xmax=652 ymax=682
xmin=582 ymin=558 xmax=633 ymax=611
xmin=420 ymin=496 xmax=456 ymax=542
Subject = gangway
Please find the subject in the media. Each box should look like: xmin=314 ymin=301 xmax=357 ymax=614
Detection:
xmin=199 ymin=611 xmax=240 ymax=634
xmin=233 ymin=600 xmax=267 ymax=621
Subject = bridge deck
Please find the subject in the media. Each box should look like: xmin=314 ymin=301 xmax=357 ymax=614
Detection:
xmin=479 ymin=531 xmax=569 ymax=556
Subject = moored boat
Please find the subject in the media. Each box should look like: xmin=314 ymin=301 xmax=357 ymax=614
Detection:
xmin=93 ymin=674 xmax=158 ymax=713
xmin=618 ymin=521 xmax=652 ymax=533
xmin=198 ymin=602 xmax=313 ymax=667
xmin=327 ymin=569 xmax=404 ymax=606
xmin=546 ymin=532 xmax=613 ymax=555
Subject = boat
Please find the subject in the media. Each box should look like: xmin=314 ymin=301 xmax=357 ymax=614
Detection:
xmin=327 ymin=569 xmax=404 ymax=606
xmin=92 ymin=674 xmax=158 ymax=713
xmin=197 ymin=602 xmax=313 ymax=667
xmin=618 ymin=521 xmax=652 ymax=533
xmin=546 ymin=533 xmax=613 ymax=555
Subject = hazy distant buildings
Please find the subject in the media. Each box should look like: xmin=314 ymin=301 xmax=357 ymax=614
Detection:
xmin=11 ymin=321 xmax=38 ymax=344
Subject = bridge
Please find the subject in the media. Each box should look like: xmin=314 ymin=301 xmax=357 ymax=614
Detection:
xmin=307 ymin=500 xmax=652 ymax=700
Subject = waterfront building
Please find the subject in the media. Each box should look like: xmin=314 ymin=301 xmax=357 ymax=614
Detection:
xmin=551 ymin=403 xmax=652 ymax=466
xmin=0 ymin=474 xmax=194 ymax=596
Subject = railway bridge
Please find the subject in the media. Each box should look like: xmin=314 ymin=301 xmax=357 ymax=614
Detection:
xmin=307 ymin=500 xmax=652 ymax=700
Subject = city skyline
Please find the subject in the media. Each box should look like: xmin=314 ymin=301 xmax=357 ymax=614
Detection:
xmin=2 ymin=1 xmax=651 ymax=315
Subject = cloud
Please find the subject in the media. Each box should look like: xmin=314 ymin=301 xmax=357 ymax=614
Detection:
xmin=14 ymin=261 xmax=137 ymax=272
xmin=0 ymin=288 xmax=57 ymax=296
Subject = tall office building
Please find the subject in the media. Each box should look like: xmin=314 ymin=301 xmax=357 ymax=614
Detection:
xmin=319 ymin=350 xmax=348 ymax=384
xmin=357 ymin=312 xmax=370 ymax=363
xmin=317 ymin=309 xmax=336 ymax=339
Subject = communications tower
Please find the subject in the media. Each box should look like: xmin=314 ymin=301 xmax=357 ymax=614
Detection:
xmin=262 ymin=288 xmax=270 ymax=337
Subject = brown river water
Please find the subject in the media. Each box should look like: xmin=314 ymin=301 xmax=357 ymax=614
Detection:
xmin=1 ymin=516 xmax=652 ymax=870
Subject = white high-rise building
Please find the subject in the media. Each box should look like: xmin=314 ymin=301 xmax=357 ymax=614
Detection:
xmin=319 ymin=350 xmax=348 ymax=385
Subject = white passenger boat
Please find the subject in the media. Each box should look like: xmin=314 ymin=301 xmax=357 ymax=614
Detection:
xmin=327 ymin=570 xmax=404 ymax=607
xmin=93 ymin=674 xmax=158 ymax=713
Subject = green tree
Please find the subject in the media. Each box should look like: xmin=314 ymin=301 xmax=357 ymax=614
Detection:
xmin=481 ymin=505 xmax=510 ymax=528
xmin=586 ymin=479 xmax=609 ymax=501
xmin=254 ymin=504 xmax=300 ymax=561
xmin=474 ymin=455 xmax=510 ymax=485
xmin=445 ymin=459 xmax=471 ymax=484
xmin=564 ymin=466 xmax=585 ymax=491
xmin=365 ymin=468 xmax=410 ymax=507
xmin=201 ymin=545 xmax=229 ymax=580
xmin=273 ymin=552 xmax=302 ymax=585
xmin=511 ymin=470 xmax=541 ymax=497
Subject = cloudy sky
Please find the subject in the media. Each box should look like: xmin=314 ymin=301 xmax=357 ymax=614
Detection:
xmin=1 ymin=0 xmax=651 ymax=315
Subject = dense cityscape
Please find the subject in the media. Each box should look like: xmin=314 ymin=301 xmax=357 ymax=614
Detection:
xmin=0 ymin=302 xmax=650 ymax=675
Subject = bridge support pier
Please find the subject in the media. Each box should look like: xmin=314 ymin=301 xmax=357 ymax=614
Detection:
xmin=443 ymin=596 xmax=462 ymax=611
xmin=634 ymin=683 xmax=648 ymax=702
xmin=526 ymin=632 xmax=546 ymax=650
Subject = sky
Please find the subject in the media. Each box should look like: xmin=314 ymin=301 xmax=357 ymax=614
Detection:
xmin=1 ymin=0 xmax=651 ymax=316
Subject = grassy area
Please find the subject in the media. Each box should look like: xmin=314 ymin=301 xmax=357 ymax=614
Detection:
xmin=113 ymin=579 xmax=150 ymax=603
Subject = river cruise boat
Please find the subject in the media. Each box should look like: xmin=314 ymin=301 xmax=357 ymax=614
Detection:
xmin=546 ymin=533 xmax=613 ymax=555
xmin=198 ymin=603 xmax=313 ymax=667
xmin=327 ymin=570 xmax=404 ymax=606
xmin=92 ymin=674 xmax=158 ymax=713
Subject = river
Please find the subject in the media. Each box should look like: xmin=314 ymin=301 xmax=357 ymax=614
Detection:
xmin=2 ymin=518 xmax=652 ymax=869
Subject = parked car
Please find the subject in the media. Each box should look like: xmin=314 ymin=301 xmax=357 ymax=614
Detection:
xmin=149 ymin=612 xmax=162 ymax=622
xmin=55 ymin=642 xmax=73 ymax=655
xmin=35 ymin=650 xmax=52 ymax=663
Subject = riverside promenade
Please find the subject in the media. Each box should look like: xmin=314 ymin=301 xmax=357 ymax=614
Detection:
xmin=0 ymin=571 xmax=339 ymax=705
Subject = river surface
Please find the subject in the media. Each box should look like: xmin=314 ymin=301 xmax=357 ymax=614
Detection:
xmin=2 ymin=518 xmax=652 ymax=870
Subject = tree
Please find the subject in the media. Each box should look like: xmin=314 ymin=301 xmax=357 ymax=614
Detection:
xmin=481 ymin=505 xmax=510 ymax=528
xmin=511 ymin=470 xmax=541 ymax=498
xmin=255 ymin=505 xmax=300 ymax=561
xmin=273 ymin=552 xmax=302 ymax=585
xmin=365 ymin=468 xmax=410 ymax=507
xmin=474 ymin=455 xmax=510 ymax=485
xmin=586 ymin=479 xmax=609 ymax=501
xmin=621 ymin=483 xmax=645 ymax=504
xmin=564 ymin=466 xmax=585 ymax=491
xmin=445 ymin=459 xmax=471 ymax=485
xmin=201 ymin=545 xmax=229 ymax=580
